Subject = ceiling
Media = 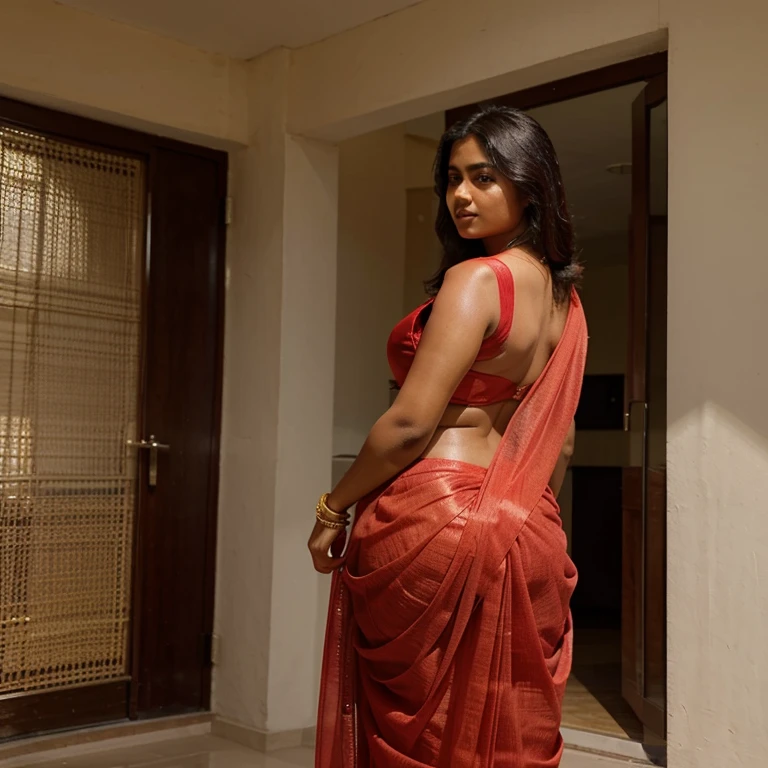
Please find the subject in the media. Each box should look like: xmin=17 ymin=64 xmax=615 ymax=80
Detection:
xmin=56 ymin=0 xmax=424 ymax=59
xmin=53 ymin=0 xmax=666 ymax=243
xmin=406 ymin=83 xmax=668 ymax=244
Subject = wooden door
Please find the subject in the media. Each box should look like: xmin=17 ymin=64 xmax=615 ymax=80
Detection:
xmin=0 ymin=98 xmax=226 ymax=738
xmin=131 ymin=147 xmax=226 ymax=717
xmin=622 ymin=74 xmax=668 ymax=763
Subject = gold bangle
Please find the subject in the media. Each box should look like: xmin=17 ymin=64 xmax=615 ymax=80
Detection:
xmin=316 ymin=507 xmax=349 ymax=526
xmin=317 ymin=493 xmax=348 ymax=523
xmin=315 ymin=510 xmax=347 ymax=530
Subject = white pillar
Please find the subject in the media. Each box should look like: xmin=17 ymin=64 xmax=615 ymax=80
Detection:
xmin=268 ymin=133 xmax=339 ymax=732
xmin=665 ymin=0 xmax=768 ymax=764
xmin=214 ymin=48 xmax=339 ymax=738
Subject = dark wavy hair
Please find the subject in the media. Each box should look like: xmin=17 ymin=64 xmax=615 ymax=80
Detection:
xmin=427 ymin=104 xmax=582 ymax=304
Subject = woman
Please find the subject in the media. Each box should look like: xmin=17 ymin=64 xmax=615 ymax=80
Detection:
xmin=309 ymin=105 xmax=587 ymax=767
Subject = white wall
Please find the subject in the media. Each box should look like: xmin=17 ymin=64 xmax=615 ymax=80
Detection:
xmin=664 ymin=0 xmax=768 ymax=763
xmin=279 ymin=1 xmax=768 ymax=762
xmin=3 ymin=0 xmax=768 ymax=762
xmin=270 ymin=133 xmax=339 ymax=732
xmin=0 ymin=0 xmax=247 ymax=147
xmin=333 ymin=130 xmax=441 ymax=457
xmin=334 ymin=127 xmax=407 ymax=456
xmin=214 ymin=49 xmax=290 ymax=732
xmin=288 ymin=0 xmax=665 ymax=141
xmin=404 ymin=134 xmax=442 ymax=315
xmin=216 ymin=50 xmax=339 ymax=735
xmin=404 ymin=187 xmax=441 ymax=316
xmin=404 ymin=134 xmax=439 ymax=191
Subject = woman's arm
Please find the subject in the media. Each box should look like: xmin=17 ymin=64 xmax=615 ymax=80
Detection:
xmin=309 ymin=262 xmax=499 ymax=573
xmin=325 ymin=261 xmax=499 ymax=513
xmin=548 ymin=418 xmax=576 ymax=497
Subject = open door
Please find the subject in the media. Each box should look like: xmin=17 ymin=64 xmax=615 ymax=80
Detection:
xmin=622 ymin=75 xmax=668 ymax=763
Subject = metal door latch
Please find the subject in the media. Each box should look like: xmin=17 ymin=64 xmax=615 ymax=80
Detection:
xmin=128 ymin=435 xmax=170 ymax=487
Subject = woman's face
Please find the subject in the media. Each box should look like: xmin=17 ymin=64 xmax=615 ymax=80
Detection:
xmin=446 ymin=136 xmax=527 ymax=251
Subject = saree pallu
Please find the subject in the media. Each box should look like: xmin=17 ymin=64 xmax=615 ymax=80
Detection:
xmin=317 ymin=291 xmax=588 ymax=767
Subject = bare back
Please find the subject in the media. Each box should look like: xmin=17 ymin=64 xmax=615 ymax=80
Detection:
xmin=422 ymin=251 xmax=570 ymax=468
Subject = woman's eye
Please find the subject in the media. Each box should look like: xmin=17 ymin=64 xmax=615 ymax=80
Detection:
xmin=448 ymin=176 xmax=461 ymax=186
xmin=477 ymin=174 xmax=494 ymax=184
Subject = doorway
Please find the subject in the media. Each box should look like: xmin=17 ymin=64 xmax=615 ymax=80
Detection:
xmin=0 ymin=99 xmax=226 ymax=739
xmin=447 ymin=54 xmax=669 ymax=762
xmin=332 ymin=51 xmax=668 ymax=764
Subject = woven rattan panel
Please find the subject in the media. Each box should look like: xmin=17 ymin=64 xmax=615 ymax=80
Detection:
xmin=0 ymin=126 xmax=144 ymax=694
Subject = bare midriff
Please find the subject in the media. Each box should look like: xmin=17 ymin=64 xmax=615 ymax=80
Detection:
xmin=421 ymin=399 xmax=521 ymax=469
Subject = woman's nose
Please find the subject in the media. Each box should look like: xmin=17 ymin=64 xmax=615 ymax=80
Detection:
xmin=454 ymin=180 xmax=471 ymax=201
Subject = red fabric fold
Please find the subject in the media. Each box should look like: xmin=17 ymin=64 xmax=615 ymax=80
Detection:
xmin=317 ymin=289 xmax=588 ymax=767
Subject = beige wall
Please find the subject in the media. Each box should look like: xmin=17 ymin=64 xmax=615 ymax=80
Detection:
xmin=288 ymin=0 xmax=665 ymax=141
xmin=281 ymin=0 xmax=768 ymax=760
xmin=334 ymin=127 xmax=407 ymax=456
xmin=3 ymin=0 xmax=768 ymax=762
xmin=334 ymin=130 xmax=440 ymax=456
xmin=0 ymin=0 xmax=247 ymax=147
xmin=403 ymin=134 xmax=442 ymax=314
xmin=665 ymin=1 xmax=768 ymax=763
xmin=214 ymin=50 xmax=290 ymax=732
xmin=215 ymin=51 xmax=339 ymax=735
xmin=572 ymin=233 xmax=631 ymax=469
xmin=579 ymin=233 xmax=629 ymax=377
xmin=404 ymin=187 xmax=441 ymax=315
xmin=404 ymin=134 xmax=439 ymax=192
xmin=270 ymin=133 xmax=339 ymax=731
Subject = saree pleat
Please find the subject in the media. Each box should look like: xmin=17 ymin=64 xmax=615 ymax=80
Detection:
xmin=317 ymin=290 xmax=588 ymax=767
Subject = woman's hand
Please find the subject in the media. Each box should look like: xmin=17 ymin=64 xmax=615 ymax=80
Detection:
xmin=307 ymin=519 xmax=347 ymax=574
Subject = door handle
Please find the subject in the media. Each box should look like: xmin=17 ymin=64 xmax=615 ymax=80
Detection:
xmin=127 ymin=435 xmax=170 ymax=488
xmin=624 ymin=400 xmax=647 ymax=432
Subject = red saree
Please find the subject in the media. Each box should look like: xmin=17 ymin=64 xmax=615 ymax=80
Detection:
xmin=317 ymin=290 xmax=588 ymax=767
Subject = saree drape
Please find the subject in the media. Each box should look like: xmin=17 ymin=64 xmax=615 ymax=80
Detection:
xmin=317 ymin=290 xmax=588 ymax=768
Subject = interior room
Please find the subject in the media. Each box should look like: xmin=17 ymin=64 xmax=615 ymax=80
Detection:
xmin=332 ymin=81 xmax=668 ymax=747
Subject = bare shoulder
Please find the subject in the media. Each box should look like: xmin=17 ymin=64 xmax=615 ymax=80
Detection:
xmin=443 ymin=258 xmax=499 ymax=290
xmin=436 ymin=258 xmax=500 ymax=308
xmin=431 ymin=259 xmax=502 ymax=331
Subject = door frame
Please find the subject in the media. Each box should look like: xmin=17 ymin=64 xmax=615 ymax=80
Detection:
xmin=447 ymin=49 xmax=669 ymax=750
xmin=446 ymin=51 xmax=667 ymax=124
xmin=0 ymin=96 xmax=227 ymax=738
xmin=623 ymin=76 xmax=668 ymax=747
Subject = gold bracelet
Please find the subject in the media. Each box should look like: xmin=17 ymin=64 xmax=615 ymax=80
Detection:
xmin=315 ymin=510 xmax=347 ymax=530
xmin=317 ymin=493 xmax=349 ymax=523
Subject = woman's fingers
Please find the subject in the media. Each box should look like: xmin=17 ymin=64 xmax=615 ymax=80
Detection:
xmin=308 ymin=520 xmax=347 ymax=573
xmin=311 ymin=549 xmax=345 ymax=573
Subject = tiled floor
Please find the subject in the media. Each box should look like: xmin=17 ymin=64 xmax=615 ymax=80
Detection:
xmin=16 ymin=734 xmax=641 ymax=768
xmin=1 ymin=629 xmax=647 ymax=767
xmin=561 ymin=628 xmax=643 ymax=741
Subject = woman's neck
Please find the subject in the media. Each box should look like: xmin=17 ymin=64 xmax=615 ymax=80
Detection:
xmin=482 ymin=221 xmax=528 ymax=256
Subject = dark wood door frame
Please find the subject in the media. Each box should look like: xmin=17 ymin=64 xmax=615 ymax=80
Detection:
xmin=445 ymin=51 xmax=670 ymax=753
xmin=623 ymin=75 xmax=668 ymax=757
xmin=446 ymin=51 xmax=667 ymax=126
xmin=0 ymin=96 xmax=226 ymax=739
xmin=627 ymin=76 xmax=667 ymax=413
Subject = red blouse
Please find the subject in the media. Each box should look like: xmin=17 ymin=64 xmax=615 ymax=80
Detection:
xmin=387 ymin=257 xmax=531 ymax=405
